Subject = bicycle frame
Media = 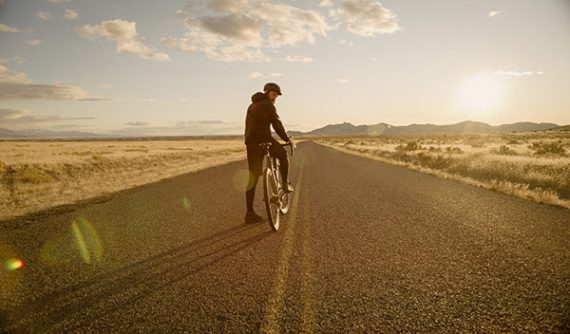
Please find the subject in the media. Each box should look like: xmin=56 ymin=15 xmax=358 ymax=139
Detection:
xmin=260 ymin=142 xmax=293 ymax=231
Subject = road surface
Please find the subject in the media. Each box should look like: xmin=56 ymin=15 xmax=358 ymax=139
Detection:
xmin=1 ymin=142 xmax=569 ymax=333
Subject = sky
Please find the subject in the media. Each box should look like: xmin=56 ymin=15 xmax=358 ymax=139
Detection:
xmin=0 ymin=0 xmax=569 ymax=136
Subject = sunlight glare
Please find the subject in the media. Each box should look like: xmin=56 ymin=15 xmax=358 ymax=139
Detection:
xmin=457 ymin=73 xmax=505 ymax=113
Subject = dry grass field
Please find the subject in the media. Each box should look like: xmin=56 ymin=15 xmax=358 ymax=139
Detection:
xmin=0 ymin=139 xmax=245 ymax=221
xmin=318 ymin=130 xmax=570 ymax=210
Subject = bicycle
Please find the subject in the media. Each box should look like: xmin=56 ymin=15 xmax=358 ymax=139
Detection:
xmin=259 ymin=141 xmax=294 ymax=231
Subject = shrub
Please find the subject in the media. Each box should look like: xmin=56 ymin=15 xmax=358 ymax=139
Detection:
xmin=428 ymin=146 xmax=442 ymax=152
xmin=528 ymin=141 xmax=566 ymax=155
xmin=17 ymin=166 xmax=54 ymax=184
xmin=492 ymin=145 xmax=518 ymax=156
xmin=445 ymin=146 xmax=463 ymax=154
xmin=396 ymin=141 xmax=421 ymax=151
xmin=466 ymin=138 xmax=486 ymax=148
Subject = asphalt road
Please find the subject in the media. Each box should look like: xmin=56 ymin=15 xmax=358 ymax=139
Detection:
xmin=1 ymin=141 xmax=569 ymax=333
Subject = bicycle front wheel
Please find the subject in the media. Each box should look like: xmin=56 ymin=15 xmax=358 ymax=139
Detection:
xmin=279 ymin=190 xmax=291 ymax=214
xmin=274 ymin=159 xmax=290 ymax=214
xmin=263 ymin=166 xmax=280 ymax=231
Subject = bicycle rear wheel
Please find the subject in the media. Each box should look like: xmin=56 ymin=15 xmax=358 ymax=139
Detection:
xmin=263 ymin=166 xmax=280 ymax=231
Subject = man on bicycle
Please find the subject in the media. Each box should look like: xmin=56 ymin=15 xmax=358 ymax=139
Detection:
xmin=244 ymin=82 xmax=295 ymax=224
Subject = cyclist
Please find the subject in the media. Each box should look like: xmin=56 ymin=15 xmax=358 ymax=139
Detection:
xmin=244 ymin=82 xmax=295 ymax=224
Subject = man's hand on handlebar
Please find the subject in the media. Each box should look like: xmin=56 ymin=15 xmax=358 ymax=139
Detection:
xmin=287 ymin=137 xmax=297 ymax=150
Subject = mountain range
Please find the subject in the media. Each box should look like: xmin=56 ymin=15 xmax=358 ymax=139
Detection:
xmin=0 ymin=121 xmax=564 ymax=139
xmin=0 ymin=128 xmax=106 ymax=139
xmin=288 ymin=121 xmax=561 ymax=137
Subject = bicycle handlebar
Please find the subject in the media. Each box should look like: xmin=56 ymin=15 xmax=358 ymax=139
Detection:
xmin=258 ymin=141 xmax=295 ymax=157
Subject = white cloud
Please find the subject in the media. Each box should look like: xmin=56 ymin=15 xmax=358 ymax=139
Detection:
xmin=0 ymin=24 xmax=32 ymax=34
xmin=0 ymin=108 xmax=96 ymax=128
xmin=0 ymin=108 xmax=29 ymax=120
xmin=258 ymin=3 xmax=329 ymax=47
xmin=108 ymin=120 xmax=243 ymax=136
xmin=208 ymin=0 xmax=250 ymax=13
xmin=340 ymin=0 xmax=400 ymax=36
xmin=0 ymin=64 xmax=108 ymax=101
xmin=166 ymin=0 xmax=330 ymax=62
xmin=248 ymin=72 xmax=262 ymax=79
xmin=192 ymin=14 xmax=262 ymax=43
xmin=126 ymin=121 xmax=150 ymax=126
xmin=26 ymin=39 xmax=43 ymax=46
xmin=36 ymin=11 xmax=52 ymax=20
xmin=0 ymin=83 xmax=105 ymax=101
xmin=0 ymin=64 xmax=30 ymax=83
xmin=329 ymin=8 xmax=341 ymax=18
xmin=163 ymin=32 xmax=269 ymax=62
xmin=339 ymin=39 xmax=354 ymax=46
xmin=140 ymin=98 xmax=171 ymax=104
xmin=284 ymin=55 xmax=314 ymax=63
xmin=319 ymin=0 xmax=334 ymax=7
xmin=77 ymin=19 xmax=171 ymax=62
xmin=248 ymin=72 xmax=284 ymax=79
xmin=0 ymin=23 xmax=22 ymax=33
xmin=488 ymin=10 xmax=505 ymax=18
xmin=493 ymin=70 xmax=544 ymax=77
xmin=64 ymin=8 xmax=79 ymax=20
xmin=336 ymin=78 xmax=350 ymax=84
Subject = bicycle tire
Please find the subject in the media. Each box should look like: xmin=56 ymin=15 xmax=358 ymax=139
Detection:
xmin=263 ymin=165 xmax=280 ymax=231
xmin=273 ymin=159 xmax=291 ymax=214
xmin=279 ymin=192 xmax=291 ymax=214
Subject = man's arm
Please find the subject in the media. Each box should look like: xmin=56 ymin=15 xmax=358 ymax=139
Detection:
xmin=267 ymin=104 xmax=290 ymax=142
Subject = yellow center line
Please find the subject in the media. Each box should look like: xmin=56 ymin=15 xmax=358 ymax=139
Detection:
xmin=299 ymin=199 xmax=316 ymax=334
xmin=260 ymin=159 xmax=305 ymax=334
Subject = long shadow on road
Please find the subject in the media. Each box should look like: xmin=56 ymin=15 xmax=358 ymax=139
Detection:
xmin=2 ymin=222 xmax=271 ymax=333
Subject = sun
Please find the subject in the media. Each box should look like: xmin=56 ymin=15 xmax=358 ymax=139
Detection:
xmin=457 ymin=73 xmax=505 ymax=113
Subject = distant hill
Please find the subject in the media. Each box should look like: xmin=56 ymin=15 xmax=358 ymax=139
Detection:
xmin=289 ymin=122 xmax=391 ymax=137
xmin=290 ymin=121 xmax=559 ymax=137
xmin=544 ymin=125 xmax=570 ymax=132
xmin=0 ymin=128 xmax=107 ymax=139
xmin=0 ymin=128 xmax=25 ymax=138
xmin=1 ymin=121 xmax=563 ymax=139
xmin=495 ymin=122 xmax=562 ymax=133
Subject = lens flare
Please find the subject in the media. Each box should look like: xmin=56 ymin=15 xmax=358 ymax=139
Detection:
xmin=233 ymin=169 xmax=255 ymax=192
xmin=182 ymin=197 xmax=191 ymax=210
xmin=5 ymin=258 xmax=24 ymax=271
xmin=71 ymin=217 xmax=103 ymax=264
xmin=72 ymin=221 xmax=91 ymax=264
xmin=1 ymin=243 xmax=25 ymax=300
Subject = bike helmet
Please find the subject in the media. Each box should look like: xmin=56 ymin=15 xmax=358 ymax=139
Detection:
xmin=264 ymin=82 xmax=282 ymax=95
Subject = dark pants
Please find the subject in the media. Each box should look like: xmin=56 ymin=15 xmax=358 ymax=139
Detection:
xmin=245 ymin=137 xmax=289 ymax=213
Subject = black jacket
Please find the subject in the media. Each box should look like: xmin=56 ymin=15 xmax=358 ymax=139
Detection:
xmin=244 ymin=92 xmax=289 ymax=145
